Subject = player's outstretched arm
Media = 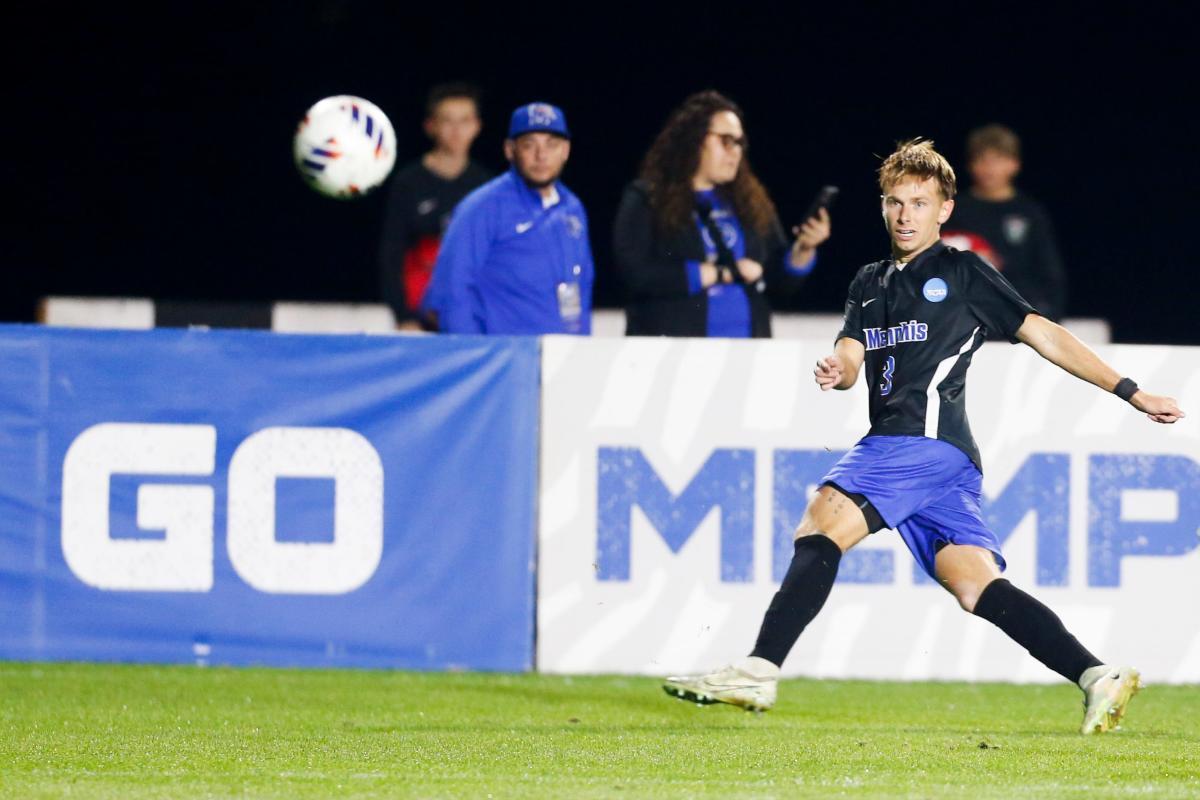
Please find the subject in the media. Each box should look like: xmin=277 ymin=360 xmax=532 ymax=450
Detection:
xmin=814 ymin=337 xmax=865 ymax=391
xmin=1015 ymin=313 xmax=1185 ymax=424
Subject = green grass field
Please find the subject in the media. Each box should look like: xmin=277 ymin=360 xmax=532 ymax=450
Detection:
xmin=3 ymin=663 xmax=1199 ymax=799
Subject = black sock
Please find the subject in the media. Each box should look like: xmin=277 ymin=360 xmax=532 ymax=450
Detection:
xmin=972 ymin=578 xmax=1103 ymax=683
xmin=749 ymin=535 xmax=842 ymax=667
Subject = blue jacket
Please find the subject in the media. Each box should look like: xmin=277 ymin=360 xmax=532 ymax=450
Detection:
xmin=422 ymin=167 xmax=594 ymax=334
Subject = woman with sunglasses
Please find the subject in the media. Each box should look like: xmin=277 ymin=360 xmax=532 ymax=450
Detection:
xmin=614 ymin=90 xmax=831 ymax=337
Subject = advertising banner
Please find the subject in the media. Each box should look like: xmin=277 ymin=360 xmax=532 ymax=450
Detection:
xmin=0 ymin=326 xmax=539 ymax=670
xmin=538 ymin=336 xmax=1200 ymax=682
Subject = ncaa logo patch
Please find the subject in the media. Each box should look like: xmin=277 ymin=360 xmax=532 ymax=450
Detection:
xmin=922 ymin=278 xmax=949 ymax=302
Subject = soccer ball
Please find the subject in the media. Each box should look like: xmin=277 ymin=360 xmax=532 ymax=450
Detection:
xmin=294 ymin=95 xmax=396 ymax=199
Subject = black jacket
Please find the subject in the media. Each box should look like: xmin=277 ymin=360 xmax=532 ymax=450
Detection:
xmin=613 ymin=180 xmax=807 ymax=337
xmin=377 ymin=160 xmax=493 ymax=322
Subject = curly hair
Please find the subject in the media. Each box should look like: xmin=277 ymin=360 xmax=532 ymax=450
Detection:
xmin=638 ymin=91 xmax=777 ymax=236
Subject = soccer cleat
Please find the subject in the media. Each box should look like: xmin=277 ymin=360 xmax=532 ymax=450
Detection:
xmin=1080 ymin=665 xmax=1142 ymax=735
xmin=662 ymin=658 xmax=778 ymax=712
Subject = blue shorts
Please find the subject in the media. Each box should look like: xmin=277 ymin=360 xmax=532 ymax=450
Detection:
xmin=821 ymin=435 xmax=1006 ymax=580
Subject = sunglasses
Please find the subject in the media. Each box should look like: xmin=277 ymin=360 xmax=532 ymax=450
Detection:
xmin=708 ymin=131 xmax=747 ymax=151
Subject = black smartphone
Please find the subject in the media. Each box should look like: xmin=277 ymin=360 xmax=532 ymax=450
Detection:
xmin=801 ymin=185 xmax=839 ymax=224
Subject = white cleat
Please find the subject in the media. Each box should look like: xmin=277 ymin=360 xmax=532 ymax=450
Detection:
xmin=663 ymin=657 xmax=778 ymax=712
xmin=1080 ymin=665 xmax=1142 ymax=735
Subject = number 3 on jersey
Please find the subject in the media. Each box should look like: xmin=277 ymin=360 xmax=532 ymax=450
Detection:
xmin=880 ymin=355 xmax=895 ymax=396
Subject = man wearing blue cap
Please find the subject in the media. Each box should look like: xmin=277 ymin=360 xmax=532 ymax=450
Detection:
xmin=422 ymin=102 xmax=594 ymax=334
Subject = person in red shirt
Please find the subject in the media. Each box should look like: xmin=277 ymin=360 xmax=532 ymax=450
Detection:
xmin=378 ymin=83 xmax=492 ymax=329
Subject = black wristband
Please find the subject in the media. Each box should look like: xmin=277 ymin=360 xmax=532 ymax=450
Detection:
xmin=1114 ymin=377 xmax=1139 ymax=402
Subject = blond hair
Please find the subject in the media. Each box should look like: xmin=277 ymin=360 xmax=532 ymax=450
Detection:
xmin=878 ymin=138 xmax=956 ymax=200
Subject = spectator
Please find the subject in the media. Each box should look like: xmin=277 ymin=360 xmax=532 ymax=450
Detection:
xmin=422 ymin=102 xmax=593 ymax=334
xmin=378 ymin=83 xmax=492 ymax=330
xmin=941 ymin=124 xmax=1068 ymax=320
xmin=614 ymin=90 xmax=830 ymax=338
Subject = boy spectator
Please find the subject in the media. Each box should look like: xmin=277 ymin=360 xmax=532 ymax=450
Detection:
xmin=941 ymin=124 xmax=1068 ymax=320
xmin=378 ymin=83 xmax=492 ymax=329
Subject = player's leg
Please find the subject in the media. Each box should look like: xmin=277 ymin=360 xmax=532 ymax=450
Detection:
xmin=663 ymin=435 xmax=942 ymax=711
xmin=748 ymin=484 xmax=874 ymax=666
xmin=933 ymin=543 xmax=1140 ymax=734
xmin=930 ymin=542 xmax=1002 ymax=612
xmin=937 ymin=542 xmax=1104 ymax=682
xmin=906 ymin=468 xmax=1109 ymax=689
xmin=662 ymin=484 xmax=874 ymax=711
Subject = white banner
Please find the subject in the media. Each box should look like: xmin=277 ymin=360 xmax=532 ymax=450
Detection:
xmin=538 ymin=336 xmax=1200 ymax=683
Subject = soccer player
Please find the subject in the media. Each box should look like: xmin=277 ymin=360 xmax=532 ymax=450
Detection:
xmin=663 ymin=139 xmax=1185 ymax=734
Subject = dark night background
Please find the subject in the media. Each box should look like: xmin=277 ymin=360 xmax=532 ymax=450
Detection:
xmin=8 ymin=3 xmax=1198 ymax=342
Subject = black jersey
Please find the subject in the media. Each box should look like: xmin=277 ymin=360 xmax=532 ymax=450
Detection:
xmin=836 ymin=241 xmax=1036 ymax=471
xmin=378 ymin=160 xmax=493 ymax=320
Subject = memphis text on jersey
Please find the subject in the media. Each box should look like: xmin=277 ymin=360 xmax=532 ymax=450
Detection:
xmin=863 ymin=320 xmax=928 ymax=351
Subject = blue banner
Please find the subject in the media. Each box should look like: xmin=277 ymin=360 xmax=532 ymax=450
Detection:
xmin=0 ymin=325 xmax=539 ymax=670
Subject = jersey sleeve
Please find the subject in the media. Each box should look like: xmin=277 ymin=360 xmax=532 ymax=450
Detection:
xmin=835 ymin=267 xmax=868 ymax=345
xmin=962 ymin=254 xmax=1037 ymax=343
